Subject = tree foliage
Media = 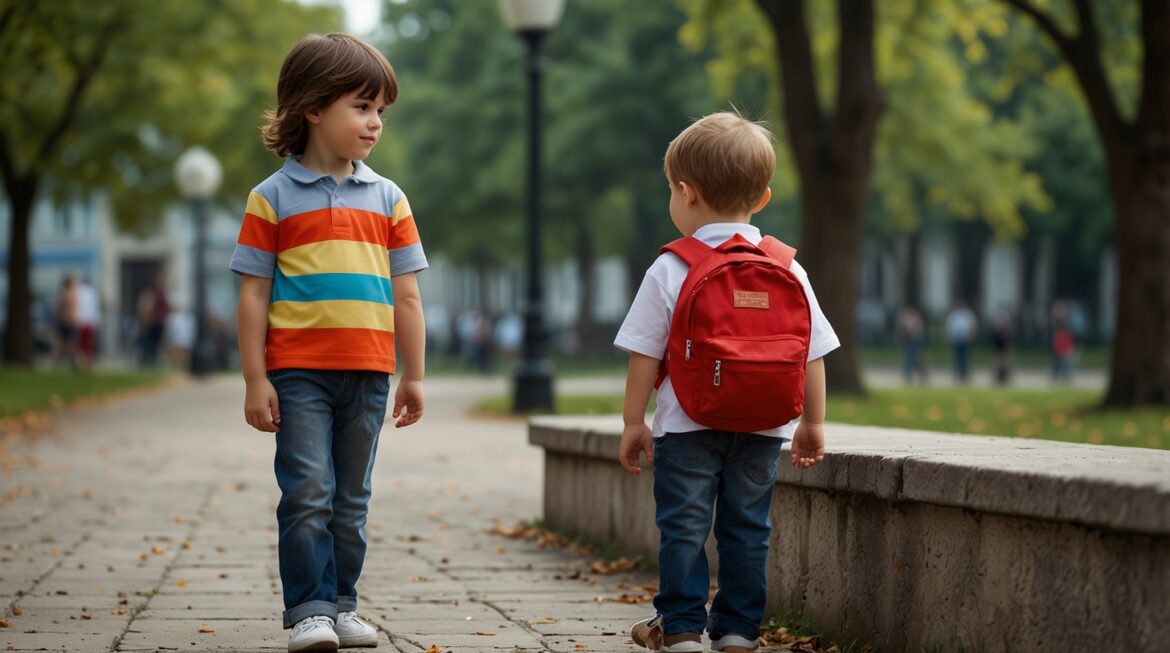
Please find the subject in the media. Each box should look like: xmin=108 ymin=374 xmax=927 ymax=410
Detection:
xmin=679 ymin=0 xmax=1053 ymax=239
xmin=0 ymin=0 xmax=338 ymax=363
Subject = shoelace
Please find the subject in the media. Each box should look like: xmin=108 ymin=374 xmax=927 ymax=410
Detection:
xmin=298 ymin=616 xmax=334 ymax=632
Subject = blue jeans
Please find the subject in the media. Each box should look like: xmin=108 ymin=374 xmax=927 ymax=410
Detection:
xmin=268 ymin=368 xmax=390 ymax=628
xmin=652 ymin=430 xmax=783 ymax=640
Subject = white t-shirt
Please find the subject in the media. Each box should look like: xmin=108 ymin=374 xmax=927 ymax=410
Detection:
xmin=77 ymin=283 xmax=101 ymax=327
xmin=614 ymin=222 xmax=840 ymax=440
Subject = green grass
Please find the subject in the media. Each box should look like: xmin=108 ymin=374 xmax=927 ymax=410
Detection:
xmin=475 ymin=386 xmax=1170 ymax=449
xmin=829 ymin=387 xmax=1169 ymax=449
xmin=473 ymin=393 xmax=655 ymax=417
xmin=0 ymin=367 xmax=171 ymax=419
xmin=859 ymin=343 xmax=1109 ymax=370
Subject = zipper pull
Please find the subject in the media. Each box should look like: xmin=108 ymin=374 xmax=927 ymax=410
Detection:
xmin=714 ymin=360 xmax=722 ymax=386
xmin=685 ymin=339 xmax=692 ymax=361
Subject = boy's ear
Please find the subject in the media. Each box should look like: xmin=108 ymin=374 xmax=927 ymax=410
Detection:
xmin=304 ymin=108 xmax=321 ymax=125
xmin=679 ymin=181 xmax=703 ymax=207
xmin=752 ymin=187 xmax=772 ymax=213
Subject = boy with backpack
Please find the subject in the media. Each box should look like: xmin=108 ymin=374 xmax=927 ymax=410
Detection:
xmin=614 ymin=112 xmax=839 ymax=653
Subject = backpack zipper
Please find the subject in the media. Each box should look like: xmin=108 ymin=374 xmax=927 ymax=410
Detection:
xmin=714 ymin=360 xmax=722 ymax=386
xmin=685 ymin=339 xmax=692 ymax=360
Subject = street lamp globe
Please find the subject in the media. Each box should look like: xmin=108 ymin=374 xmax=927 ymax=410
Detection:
xmin=174 ymin=147 xmax=223 ymax=199
xmin=498 ymin=0 xmax=565 ymax=32
xmin=174 ymin=146 xmax=222 ymax=377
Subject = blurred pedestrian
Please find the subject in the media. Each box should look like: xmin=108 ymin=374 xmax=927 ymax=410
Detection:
xmin=895 ymin=305 xmax=927 ymax=384
xmin=136 ymin=272 xmax=170 ymax=368
xmin=76 ymin=277 xmax=102 ymax=369
xmin=164 ymin=306 xmax=195 ymax=370
xmin=52 ymin=275 xmax=80 ymax=369
xmin=945 ymin=301 xmax=977 ymax=383
xmin=1050 ymin=301 xmax=1077 ymax=383
xmin=991 ymin=314 xmax=1012 ymax=385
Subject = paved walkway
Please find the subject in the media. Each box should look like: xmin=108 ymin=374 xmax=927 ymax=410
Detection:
xmin=0 ymin=376 xmax=659 ymax=652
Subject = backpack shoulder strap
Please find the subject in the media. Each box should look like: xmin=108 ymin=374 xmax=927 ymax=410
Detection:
xmin=660 ymin=236 xmax=713 ymax=268
xmin=758 ymin=236 xmax=797 ymax=268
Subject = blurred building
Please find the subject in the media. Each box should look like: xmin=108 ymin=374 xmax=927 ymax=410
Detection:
xmin=0 ymin=193 xmax=238 ymax=362
xmin=2 ymin=191 xmax=1118 ymax=363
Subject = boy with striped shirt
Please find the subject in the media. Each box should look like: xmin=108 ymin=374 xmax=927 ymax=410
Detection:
xmin=230 ymin=33 xmax=426 ymax=652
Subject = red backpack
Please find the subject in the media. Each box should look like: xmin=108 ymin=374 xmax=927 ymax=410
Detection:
xmin=656 ymin=233 xmax=812 ymax=432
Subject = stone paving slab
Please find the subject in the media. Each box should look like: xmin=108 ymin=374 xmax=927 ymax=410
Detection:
xmin=1 ymin=376 xmax=660 ymax=652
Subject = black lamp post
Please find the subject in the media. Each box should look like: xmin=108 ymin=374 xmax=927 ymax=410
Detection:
xmin=499 ymin=0 xmax=564 ymax=412
xmin=174 ymin=147 xmax=223 ymax=378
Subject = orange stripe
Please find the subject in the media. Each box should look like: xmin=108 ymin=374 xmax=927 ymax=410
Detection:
xmin=389 ymin=215 xmax=420 ymax=249
xmin=266 ymin=327 xmax=395 ymax=372
xmin=238 ymin=213 xmax=278 ymax=251
xmin=279 ymin=208 xmax=389 ymax=251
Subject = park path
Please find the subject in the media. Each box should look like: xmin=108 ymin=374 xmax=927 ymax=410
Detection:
xmin=0 ymin=375 xmax=658 ymax=652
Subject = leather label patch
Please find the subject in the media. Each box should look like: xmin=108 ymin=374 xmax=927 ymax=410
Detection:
xmin=733 ymin=290 xmax=769 ymax=309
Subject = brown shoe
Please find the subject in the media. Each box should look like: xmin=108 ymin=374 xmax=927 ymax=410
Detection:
xmin=630 ymin=615 xmax=703 ymax=652
xmin=630 ymin=615 xmax=664 ymax=650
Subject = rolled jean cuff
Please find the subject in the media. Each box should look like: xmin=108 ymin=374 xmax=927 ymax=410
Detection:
xmin=707 ymin=614 xmax=761 ymax=641
xmin=283 ymin=600 xmax=338 ymax=629
xmin=338 ymin=595 xmax=358 ymax=613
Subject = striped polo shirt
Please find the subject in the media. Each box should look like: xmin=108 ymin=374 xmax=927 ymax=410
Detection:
xmin=229 ymin=157 xmax=427 ymax=373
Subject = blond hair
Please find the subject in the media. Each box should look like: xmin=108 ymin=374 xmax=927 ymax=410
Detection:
xmin=663 ymin=112 xmax=776 ymax=215
xmin=261 ymin=33 xmax=399 ymax=157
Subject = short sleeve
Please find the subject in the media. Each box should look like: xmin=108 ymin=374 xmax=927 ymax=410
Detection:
xmin=229 ymin=191 xmax=278 ymax=278
xmin=387 ymin=193 xmax=428 ymax=276
xmin=614 ymin=272 xmax=673 ymax=360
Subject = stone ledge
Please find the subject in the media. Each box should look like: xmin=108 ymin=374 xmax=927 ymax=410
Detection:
xmin=529 ymin=416 xmax=1170 ymax=536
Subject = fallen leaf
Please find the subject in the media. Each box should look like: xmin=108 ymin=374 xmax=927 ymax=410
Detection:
xmin=475 ymin=631 xmax=496 ymax=636
xmin=0 ymin=619 xmax=9 ymax=628
xmin=199 ymin=625 xmax=215 ymax=633
xmin=11 ymin=608 xmax=20 ymax=616
xmin=176 ymin=580 xmax=188 ymax=587
xmin=151 ymin=545 xmax=165 ymax=555
xmin=424 ymin=646 xmax=442 ymax=653
xmin=528 ymin=616 xmax=558 ymax=624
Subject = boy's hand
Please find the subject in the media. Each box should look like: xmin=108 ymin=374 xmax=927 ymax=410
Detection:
xmin=618 ymin=423 xmax=654 ymax=476
xmin=791 ymin=421 xmax=824 ymax=469
xmin=392 ymin=379 xmax=424 ymax=428
xmin=244 ymin=378 xmax=281 ymax=433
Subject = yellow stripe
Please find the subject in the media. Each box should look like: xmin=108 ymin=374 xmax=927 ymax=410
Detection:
xmin=278 ymin=241 xmax=390 ymax=278
xmin=392 ymin=196 xmax=412 ymax=226
xmin=269 ymin=300 xmax=395 ymax=331
xmin=246 ymin=192 xmax=278 ymax=224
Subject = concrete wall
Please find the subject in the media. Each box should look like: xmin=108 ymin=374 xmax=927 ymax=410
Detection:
xmin=529 ymin=417 xmax=1170 ymax=652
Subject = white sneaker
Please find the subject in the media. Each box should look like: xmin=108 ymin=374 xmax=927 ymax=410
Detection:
xmin=335 ymin=611 xmax=378 ymax=648
xmin=289 ymin=615 xmax=339 ymax=653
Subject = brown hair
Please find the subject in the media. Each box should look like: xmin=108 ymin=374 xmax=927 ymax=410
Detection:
xmin=663 ymin=112 xmax=776 ymax=215
xmin=261 ymin=33 xmax=399 ymax=157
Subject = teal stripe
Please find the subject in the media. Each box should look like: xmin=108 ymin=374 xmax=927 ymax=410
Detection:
xmin=271 ymin=269 xmax=393 ymax=305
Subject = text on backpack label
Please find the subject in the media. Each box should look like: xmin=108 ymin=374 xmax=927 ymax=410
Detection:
xmin=733 ymin=290 xmax=769 ymax=309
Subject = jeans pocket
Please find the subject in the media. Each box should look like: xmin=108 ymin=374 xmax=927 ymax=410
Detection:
xmin=740 ymin=437 xmax=783 ymax=485
xmin=656 ymin=433 xmax=713 ymax=469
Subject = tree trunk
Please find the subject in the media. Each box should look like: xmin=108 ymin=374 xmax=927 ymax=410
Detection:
xmin=757 ymin=0 xmax=883 ymax=395
xmin=1102 ymin=165 xmax=1170 ymax=406
xmin=2 ymin=177 xmax=38 ymax=365
xmin=1004 ymin=0 xmax=1170 ymax=406
xmin=801 ymin=177 xmax=870 ymax=394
